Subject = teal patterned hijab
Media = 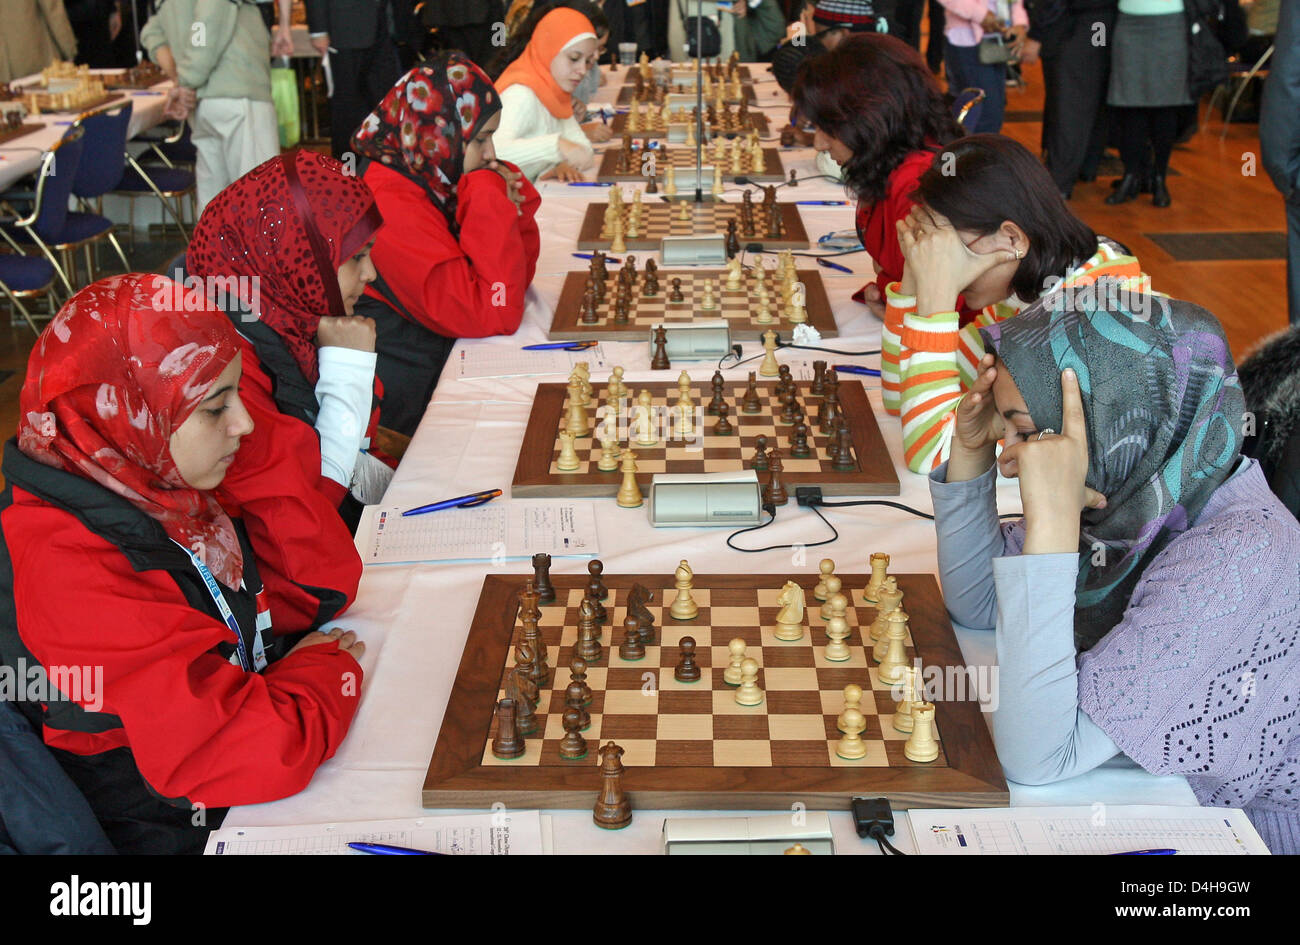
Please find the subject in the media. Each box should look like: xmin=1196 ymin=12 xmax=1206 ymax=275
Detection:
xmin=981 ymin=284 xmax=1246 ymax=651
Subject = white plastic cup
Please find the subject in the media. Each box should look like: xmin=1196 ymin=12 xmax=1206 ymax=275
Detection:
xmin=619 ymin=42 xmax=637 ymax=65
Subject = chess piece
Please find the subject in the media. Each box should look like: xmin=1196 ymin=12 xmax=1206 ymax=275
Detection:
xmin=780 ymin=127 xmax=796 ymax=147
xmin=576 ymin=597 xmax=603 ymax=663
xmin=837 ymin=684 xmax=863 ymax=734
xmin=750 ymin=434 xmax=769 ymax=471
xmin=619 ymin=614 xmax=645 ymax=661
xmin=714 ymin=401 xmax=734 ymax=435
xmin=762 ymin=449 xmax=788 ymax=506
xmin=877 ymin=610 xmax=910 ymax=685
xmin=598 ymin=430 xmax=621 ymax=471
xmin=557 ymin=430 xmax=581 ymax=471
xmin=864 ymin=552 xmax=891 ymax=603
xmin=587 ymin=559 xmax=608 ymax=600
xmin=819 ymin=575 xmax=843 ymax=621
xmin=670 ymin=559 xmax=698 ymax=619
xmin=835 ymin=707 xmax=868 ymax=760
xmin=740 ymin=372 xmax=762 ymax=413
xmin=532 ymin=553 xmax=556 ymax=604
xmin=870 ymin=577 xmax=903 ymax=662
xmin=570 ymin=656 xmax=593 ymax=706
xmin=616 ymin=451 xmax=642 ymax=508
xmin=788 ymin=168 xmax=798 ymax=188
xmin=627 ymin=583 xmax=657 ymax=644
xmin=520 ymin=584 xmax=552 ymax=687
xmin=894 ymin=665 xmax=919 ymax=734
xmin=643 ymin=267 xmax=659 ymax=296
xmin=677 ymin=200 xmax=691 ymax=223
xmin=785 ymin=843 xmax=812 ymax=855
xmin=506 ymin=667 xmax=539 ymax=733
xmin=904 ymin=703 xmax=939 ymax=763
xmin=491 ymin=698 xmax=526 ymax=759
xmin=593 ymin=741 xmax=633 ymax=829
xmin=565 ymin=379 xmax=590 ymax=437
xmin=634 ymin=400 xmax=658 ymax=446
xmin=581 ymin=283 xmax=598 ymax=324
xmin=790 ymin=422 xmax=812 ymax=459
xmin=809 ymin=360 xmax=827 ymax=397
xmin=558 ymin=706 xmax=588 ymax=760
xmin=773 ymin=580 xmax=805 ymax=641
xmin=832 ymin=417 xmax=855 ymax=469
xmin=759 ymin=329 xmax=780 ymax=377
xmin=665 ymin=164 xmax=677 ymax=195
xmin=669 ymin=277 xmax=685 ymax=302
xmin=724 ymin=638 xmax=746 ymax=686
xmin=779 ymin=390 xmax=799 ymax=425
xmin=711 ymin=164 xmax=724 ymax=197
xmin=734 ymin=657 xmax=763 ymax=706
xmin=651 ymin=326 xmax=670 ymax=370
xmin=823 ymin=594 xmax=851 ymax=662
xmin=725 ymin=218 xmax=740 ymax=258
xmin=610 ymin=218 xmax=626 ymax=253
xmin=814 ymin=559 xmax=836 ymax=601
xmin=700 ymin=279 xmax=717 ymax=310
xmin=707 ymin=371 xmax=725 ymax=415
xmin=564 ymin=678 xmax=592 ymax=731
xmin=646 ymin=170 xmax=658 ymax=194
xmin=608 ymin=365 xmax=627 ymax=398
xmin=674 ymin=636 xmax=701 ymax=682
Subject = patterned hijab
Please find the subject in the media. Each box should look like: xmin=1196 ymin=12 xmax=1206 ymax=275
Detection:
xmin=496 ymin=7 xmax=596 ymax=118
xmin=186 ymin=151 xmax=383 ymax=384
xmin=353 ymin=54 xmax=502 ymax=230
xmin=17 ymin=274 xmax=245 ymax=588
xmin=981 ymin=286 xmax=1245 ymax=651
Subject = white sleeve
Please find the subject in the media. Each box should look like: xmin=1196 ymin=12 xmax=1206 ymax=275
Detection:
xmin=314 ymin=346 xmax=376 ymax=487
xmin=494 ymin=85 xmax=565 ymax=179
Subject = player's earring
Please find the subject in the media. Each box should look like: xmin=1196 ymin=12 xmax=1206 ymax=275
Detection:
xmin=1013 ymin=248 xmax=1023 ymax=260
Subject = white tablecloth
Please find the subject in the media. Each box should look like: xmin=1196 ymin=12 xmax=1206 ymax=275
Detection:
xmin=219 ymin=63 xmax=1197 ymax=855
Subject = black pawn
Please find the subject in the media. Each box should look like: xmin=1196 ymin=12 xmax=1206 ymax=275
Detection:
xmin=790 ymin=421 xmax=812 ymax=458
xmin=491 ymin=699 xmax=525 ymax=759
xmin=675 ymin=636 xmax=701 ymax=682
xmin=779 ymin=390 xmax=799 ymax=424
xmin=531 ymin=552 xmax=555 ymax=604
xmin=715 ymin=401 xmax=734 ymax=435
xmin=565 ymin=680 xmax=591 ymax=730
xmin=587 ymin=559 xmax=608 ymax=600
xmin=669 ymin=277 xmax=685 ymax=302
xmin=570 ymin=656 xmax=593 ymax=705
xmin=559 ymin=706 xmax=588 ymax=760
xmin=741 ymin=371 xmax=762 ymax=413
xmin=751 ymin=434 xmax=770 ymax=471
xmin=619 ymin=614 xmax=646 ymax=661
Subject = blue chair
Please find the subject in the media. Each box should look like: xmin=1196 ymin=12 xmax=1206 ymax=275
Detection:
xmin=0 ymin=252 xmax=57 ymax=335
xmin=117 ymin=121 xmax=197 ymax=246
xmin=0 ymin=125 xmax=92 ymax=294
xmin=952 ymin=87 xmax=986 ymax=132
xmin=68 ymin=102 xmax=133 ymax=278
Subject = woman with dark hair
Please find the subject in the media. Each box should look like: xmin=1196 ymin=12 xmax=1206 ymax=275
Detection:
xmin=790 ymin=32 xmax=962 ymax=321
xmin=883 ymin=135 xmax=1150 ymax=472
xmin=929 ymin=292 xmax=1300 ymax=853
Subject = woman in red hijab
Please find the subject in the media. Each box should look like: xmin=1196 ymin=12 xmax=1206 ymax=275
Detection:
xmin=0 ymin=274 xmax=364 ymax=854
xmin=493 ymin=7 xmax=599 ymax=182
xmin=353 ymin=53 xmax=542 ymax=435
xmin=186 ymin=150 xmax=387 ymax=533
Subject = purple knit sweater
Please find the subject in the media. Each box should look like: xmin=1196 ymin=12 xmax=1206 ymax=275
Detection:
xmin=1075 ymin=463 xmax=1300 ymax=854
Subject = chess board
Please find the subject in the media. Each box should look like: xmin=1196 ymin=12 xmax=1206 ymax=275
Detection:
xmin=616 ymin=84 xmax=759 ymax=106
xmin=104 ymin=70 xmax=167 ymax=90
xmin=0 ymin=122 xmax=41 ymax=146
xmin=576 ymin=201 xmax=810 ymax=251
xmin=422 ymin=572 xmax=1009 ymax=810
xmin=510 ymin=378 xmax=899 ymax=497
xmin=595 ymin=146 xmax=785 ymax=184
xmin=609 ymin=111 xmax=769 ymax=139
xmin=549 ymin=268 xmax=837 ymax=340
xmin=622 ymin=64 xmax=754 ymax=84
xmin=16 ymin=90 xmax=124 ymax=114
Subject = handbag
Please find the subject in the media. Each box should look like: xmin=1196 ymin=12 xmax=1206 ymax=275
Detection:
xmin=679 ymin=0 xmax=722 ymax=59
xmin=977 ymin=33 xmax=1010 ymax=64
xmin=271 ymin=58 xmax=301 ymax=149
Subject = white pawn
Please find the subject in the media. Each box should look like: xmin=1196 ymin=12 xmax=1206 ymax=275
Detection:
xmin=735 ymin=657 xmax=763 ymax=706
xmin=608 ymin=366 xmax=627 ymax=399
xmin=616 ymin=451 xmax=642 ymax=508
xmin=597 ymin=435 xmax=620 ymax=472
xmin=904 ymin=702 xmax=939 ymax=763
xmin=819 ymin=576 xmax=843 ymax=622
xmin=835 ymin=707 xmax=868 ymax=760
xmin=700 ymin=280 xmax=717 ymax=311
xmin=724 ymin=638 xmax=746 ymax=686
xmin=670 ymin=559 xmax=698 ymax=620
xmin=823 ymin=594 xmax=851 ymax=662
xmin=837 ymin=683 xmax=862 ymax=734
xmin=557 ymin=430 xmax=581 ymax=471
xmin=813 ymin=558 xmax=836 ymax=601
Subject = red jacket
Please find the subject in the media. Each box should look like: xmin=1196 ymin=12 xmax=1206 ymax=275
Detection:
xmin=854 ymin=148 xmax=936 ymax=305
xmin=0 ymin=440 xmax=363 ymax=811
xmin=361 ymin=161 xmax=542 ymax=337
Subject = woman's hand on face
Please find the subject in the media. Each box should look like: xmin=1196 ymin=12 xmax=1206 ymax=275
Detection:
xmin=1001 ymin=369 xmax=1107 ymax=553
xmin=487 ymin=160 xmax=526 ymax=214
xmin=316 ymin=315 xmax=377 ymax=352
xmin=541 ymin=160 xmax=586 ymax=182
xmin=945 ymin=352 xmax=1003 ymax=481
xmin=290 ymin=627 xmax=366 ymax=662
xmin=897 ymin=207 xmax=1016 ymax=315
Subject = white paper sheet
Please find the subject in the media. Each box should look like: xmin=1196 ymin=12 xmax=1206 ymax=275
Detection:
xmin=204 ymin=812 xmax=549 ymax=855
xmin=453 ymin=343 xmax=610 ymax=380
xmin=905 ymin=805 xmax=1270 ymax=855
xmin=357 ymin=499 xmax=600 ymax=565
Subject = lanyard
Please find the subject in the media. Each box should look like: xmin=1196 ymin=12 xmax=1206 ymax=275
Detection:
xmin=175 ymin=541 xmax=253 ymax=672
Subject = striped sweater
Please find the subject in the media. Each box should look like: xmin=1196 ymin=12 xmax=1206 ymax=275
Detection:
xmin=882 ymin=240 xmax=1149 ymax=473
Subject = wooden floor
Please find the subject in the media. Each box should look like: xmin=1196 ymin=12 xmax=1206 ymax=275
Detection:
xmin=0 ymin=63 xmax=1290 ymax=486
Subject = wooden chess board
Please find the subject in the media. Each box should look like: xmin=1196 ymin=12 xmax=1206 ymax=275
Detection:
xmin=510 ymin=378 xmax=899 ymax=497
xmin=17 ymin=91 xmax=124 ymax=114
xmin=0 ymin=122 xmax=42 ymax=146
xmin=549 ymin=268 xmax=837 ymax=341
xmin=616 ymin=84 xmax=759 ymax=106
xmin=609 ymin=111 xmax=769 ymax=139
xmin=104 ymin=70 xmax=167 ymax=90
xmin=595 ymin=146 xmax=785 ymax=184
xmin=622 ymin=64 xmax=754 ymax=85
xmin=422 ymin=572 xmax=1008 ymax=810
xmin=576 ymin=201 xmax=810 ymax=251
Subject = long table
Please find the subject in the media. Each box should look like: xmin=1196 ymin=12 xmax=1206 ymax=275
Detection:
xmin=218 ymin=62 xmax=1198 ymax=855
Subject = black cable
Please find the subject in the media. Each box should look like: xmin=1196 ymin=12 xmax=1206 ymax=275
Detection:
xmin=782 ymin=342 xmax=881 ymax=357
xmin=725 ymin=502 xmax=839 ymax=553
xmin=870 ymin=826 xmax=906 ymax=855
xmin=814 ymin=497 xmax=1023 ymax=522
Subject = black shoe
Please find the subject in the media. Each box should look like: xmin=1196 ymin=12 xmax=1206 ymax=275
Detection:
xmin=1105 ymin=174 xmax=1141 ymax=205
xmin=1109 ymin=173 xmax=1153 ymax=193
xmin=1150 ymin=174 xmax=1171 ymax=207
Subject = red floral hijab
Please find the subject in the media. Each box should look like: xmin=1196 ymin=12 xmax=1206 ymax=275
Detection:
xmin=18 ymin=274 xmax=245 ymax=587
xmin=352 ymin=52 xmax=502 ymax=229
xmin=187 ymin=150 xmax=383 ymax=384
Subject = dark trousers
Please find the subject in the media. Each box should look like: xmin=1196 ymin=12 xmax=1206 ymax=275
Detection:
xmin=944 ymin=40 xmax=1005 ymax=133
xmin=1288 ymin=197 xmax=1300 ymax=326
xmin=926 ymin=0 xmax=946 ymax=71
xmin=1115 ymin=105 xmax=1179 ymax=177
xmin=330 ymin=29 xmax=403 ymax=159
xmin=892 ymin=0 xmax=924 ymax=47
xmin=1042 ymin=11 xmax=1115 ymax=193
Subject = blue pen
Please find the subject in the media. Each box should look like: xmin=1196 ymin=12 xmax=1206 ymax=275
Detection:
xmin=522 ymin=339 xmax=597 ymax=351
xmin=816 ymin=257 xmax=854 ymax=274
xmin=1111 ymin=848 xmax=1178 ymax=855
xmin=402 ymin=489 xmax=503 ymax=517
xmin=348 ymin=842 xmax=445 ymax=855
xmin=572 ymin=252 xmax=621 ymax=264
xmin=833 ymin=364 xmax=881 ymax=378
xmin=566 ymin=181 xmax=613 ymax=187
xmin=796 ymin=200 xmax=847 ymax=206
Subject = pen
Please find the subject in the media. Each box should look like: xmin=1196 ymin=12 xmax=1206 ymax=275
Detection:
xmin=1111 ymin=848 xmax=1177 ymax=855
xmin=566 ymin=180 xmax=613 ymax=187
xmin=816 ymin=258 xmax=854 ymax=274
xmin=832 ymin=364 xmax=881 ymax=378
xmin=796 ymin=200 xmax=847 ymax=206
xmin=347 ymin=842 xmax=445 ymax=855
xmin=572 ymin=252 xmax=621 ymax=263
xmin=401 ymin=489 xmax=503 ymax=517
xmin=522 ymin=339 xmax=598 ymax=351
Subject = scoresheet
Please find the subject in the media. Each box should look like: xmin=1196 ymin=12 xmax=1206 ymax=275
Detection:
xmin=204 ymin=812 xmax=551 ymax=855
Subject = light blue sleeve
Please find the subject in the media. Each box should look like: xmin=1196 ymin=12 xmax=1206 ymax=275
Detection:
xmin=928 ymin=462 xmax=1005 ymax=631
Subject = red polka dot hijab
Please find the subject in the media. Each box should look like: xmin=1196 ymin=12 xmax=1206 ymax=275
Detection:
xmin=187 ymin=150 xmax=383 ymax=384
xmin=352 ymin=52 xmax=502 ymax=230
xmin=18 ymin=274 xmax=245 ymax=588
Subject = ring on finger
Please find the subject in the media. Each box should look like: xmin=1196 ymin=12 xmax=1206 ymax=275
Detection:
xmin=1036 ymin=428 xmax=1055 ymax=441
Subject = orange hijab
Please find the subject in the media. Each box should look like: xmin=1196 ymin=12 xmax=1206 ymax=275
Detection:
xmin=496 ymin=8 xmax=596 ymax=119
